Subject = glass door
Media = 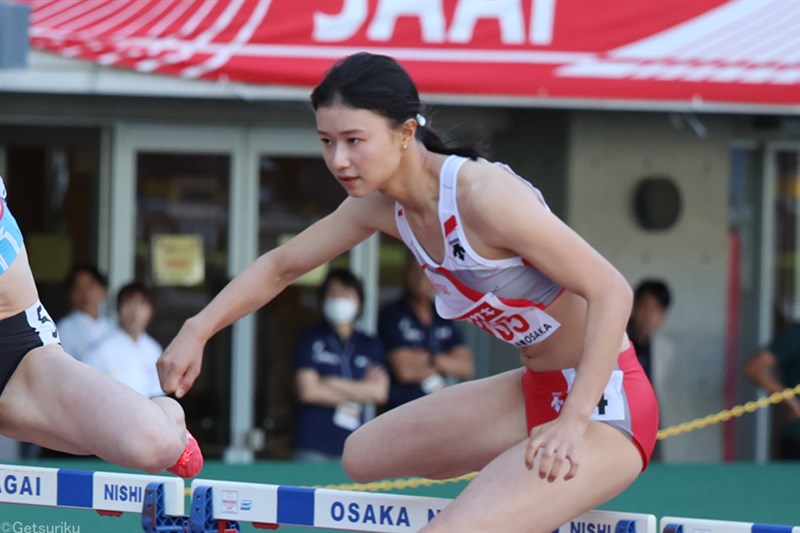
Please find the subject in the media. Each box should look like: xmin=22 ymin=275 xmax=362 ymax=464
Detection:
xmin=248 ymin=128 xmax=349 ymax=458
xmin=751 ymin=141 xmax=800 ymax=462
xmin=770 ymin=145 xmax=800 ymax=333
xmin=112 ymin=123 xmax=246 ymax=459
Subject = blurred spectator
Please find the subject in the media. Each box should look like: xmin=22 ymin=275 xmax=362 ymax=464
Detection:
xmin=378 ymin=257 xmax=474 ymax=411
xmin=744 ymin=322 xmax=800 ymax=460
xmin=627 ymin=279 xmax=673 ymax=382
xmin=56 ymin=264 xmax=113 ymax=362
xmin=84 ymin=282 xmax=163 ymax=398
xmin=292 ymin=268 xmax=388 ymax=461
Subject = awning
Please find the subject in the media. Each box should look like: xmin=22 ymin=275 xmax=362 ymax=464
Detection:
xmin=25 ymin=0 xmax=800 ymax=112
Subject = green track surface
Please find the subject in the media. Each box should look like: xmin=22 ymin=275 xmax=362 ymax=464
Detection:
xmin=1 ymin=460 xmax=797 ymax=532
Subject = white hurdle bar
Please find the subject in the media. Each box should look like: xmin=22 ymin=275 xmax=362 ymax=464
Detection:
xmin=661 ymin=517 xmax=800 ymax=533
xmin=191 ymin=478 xmax=657 ymax=533
xmin=0 ymin=463 xmax=185 ymax=517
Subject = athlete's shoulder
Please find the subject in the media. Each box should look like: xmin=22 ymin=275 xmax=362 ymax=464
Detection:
xmin=457 ymin=159 xmax=541 ymax=216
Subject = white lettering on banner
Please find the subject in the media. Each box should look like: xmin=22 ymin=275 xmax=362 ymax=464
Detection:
xmin=449 ymin=1 xmax=524 ymax=44
xmin=369 ymin=1 xmax=446 ymax=42
xmin=313 ymin=0 xmax=368 ymax=41
xmin=312 ymin=0 xmax=556 ymax=45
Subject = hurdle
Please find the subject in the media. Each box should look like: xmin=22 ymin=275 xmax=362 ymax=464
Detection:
xmin=661 ymin=517 xmax=800 ymax=533
xmin=0 ymin=463 xmax=184 ymax=517
xmin=11 ymin=463 xmax=796 ymax=533
xmin=189 ymin=477 xmax=657 ymax=533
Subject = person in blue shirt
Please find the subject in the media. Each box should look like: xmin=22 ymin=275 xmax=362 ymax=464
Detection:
xmin=745 ymin=322 xmax=800 ymax=460
xmin=292 ymin=268 xmax=388 ymax=461
xmin=378 ymin=256 xmax=474 ymax=411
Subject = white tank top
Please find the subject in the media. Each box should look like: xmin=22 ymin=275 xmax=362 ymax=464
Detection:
xmin=395 ymin=155 xmax=563 ymax=348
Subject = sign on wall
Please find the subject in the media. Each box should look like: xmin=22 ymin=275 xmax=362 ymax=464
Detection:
xmin=25 ymin=0 xmax=800 ymax=109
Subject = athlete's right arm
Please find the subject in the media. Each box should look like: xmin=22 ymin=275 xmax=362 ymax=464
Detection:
xmin=158 ymin=193 xmax=398 ymax=397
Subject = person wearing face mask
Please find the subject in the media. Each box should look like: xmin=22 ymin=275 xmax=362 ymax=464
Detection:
xmin=291 ymin=268 xmax=388 ymax=461
xmin=378 ymin=255 xmax=475 ymax=411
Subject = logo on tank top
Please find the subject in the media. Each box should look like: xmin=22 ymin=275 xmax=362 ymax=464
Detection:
xmin=443 ymin=215 xmax=466 ymax=261
xmin=451 ymin=241 xmax=466 ymax=261
xmin=551 ymin=392 xmax=565 ymax=413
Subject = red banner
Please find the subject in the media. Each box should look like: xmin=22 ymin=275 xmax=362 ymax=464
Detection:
xmin=26 ymin=0 xmax=800 ymax=108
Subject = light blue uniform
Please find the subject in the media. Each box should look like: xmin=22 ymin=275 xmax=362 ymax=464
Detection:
xmin=0 ymin=176 xmax=24 ymax=273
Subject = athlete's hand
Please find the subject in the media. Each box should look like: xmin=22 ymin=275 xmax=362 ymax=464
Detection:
xmin=525 ymin=411 xmax=588 ymax=482
xmin=158 ymin=321 xmax=206 ymax=399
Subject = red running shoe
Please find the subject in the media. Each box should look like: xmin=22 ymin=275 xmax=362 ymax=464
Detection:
xmin=167 ymin=430 xmax=204 ymax=478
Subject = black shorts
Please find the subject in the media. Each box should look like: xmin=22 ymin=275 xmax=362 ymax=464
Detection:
xmin=0 ymin=300 xmax=60 ymax=394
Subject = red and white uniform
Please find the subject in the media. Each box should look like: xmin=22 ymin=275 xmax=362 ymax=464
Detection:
xmin=394 ymin=155 xmax=658 ymax=467
xmin=396 ymin=156 xmax=563 ymax=349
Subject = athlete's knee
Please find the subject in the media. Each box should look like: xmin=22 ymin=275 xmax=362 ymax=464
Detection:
xmin=342 ymin=430 xmax=380 ymax=483
xmin=131 ymin=423 xmax=185 ymax=473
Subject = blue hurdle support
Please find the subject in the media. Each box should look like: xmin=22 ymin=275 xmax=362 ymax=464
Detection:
xmin=142 ymin=481 xmax=190 ymax=533
xmin=0 ymin=463 xmax=185 ymax=517
xmin=660 ymin=516 xmax=800 ymax=533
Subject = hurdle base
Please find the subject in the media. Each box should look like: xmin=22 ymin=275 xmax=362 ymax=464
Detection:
xmin=191 ymin=485 xmax=241 ymax=533
xmin=96 ymin=510 xmax=124 ymax=517
xmin=141 ymin=482 xmax=189 ymax=533
xmin=253 ymin=523 xmax=280 ymax=530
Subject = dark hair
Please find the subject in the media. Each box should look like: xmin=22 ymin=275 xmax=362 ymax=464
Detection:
xmin=311 ymin=52 xmax=482 ymax=160
xmin=116 ymin=281 xmax=153 ymax=310
xmin=634 ymin=279 xmax=672 ymax=310
xmin=318 ymin=268 xmax=364 ymax=310
xmin=64 ymin=264 xmax=108 ymax=290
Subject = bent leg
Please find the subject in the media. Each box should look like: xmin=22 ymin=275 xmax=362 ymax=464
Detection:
xmin=423 ymin=422 xmax=643 ymax=533
xmin=344 ymin=369 xmax=528 ymax=482
xmin=0 ymin=346 xmax=186 ymax=473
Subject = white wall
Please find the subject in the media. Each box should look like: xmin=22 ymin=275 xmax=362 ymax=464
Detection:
xmin=568 ymin=111 xmax=733 ymax=462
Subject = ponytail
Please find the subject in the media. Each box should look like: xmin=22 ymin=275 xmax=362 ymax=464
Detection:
xmin=417 ymin=123 xmax=483 ymax=161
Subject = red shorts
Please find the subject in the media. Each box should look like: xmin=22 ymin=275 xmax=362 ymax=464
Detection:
xmin=521 ymin=343 xmax=658 ymax=470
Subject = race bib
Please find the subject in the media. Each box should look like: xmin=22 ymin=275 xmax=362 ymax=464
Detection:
xmin=452 ymin=292 xmax=560 ymax=347
xmin=563 ymin=369 xmax=625 ymax=421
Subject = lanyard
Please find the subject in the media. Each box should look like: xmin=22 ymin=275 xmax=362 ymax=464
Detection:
xmin=327 ymin=333 xmax=356 ymax=380
xmin=424 ymin=324 xmax=440 ymax=358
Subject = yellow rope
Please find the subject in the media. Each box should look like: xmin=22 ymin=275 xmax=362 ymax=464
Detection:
xmin=316 ymin=384 xmax=800 ymax=492
xmin=655 ymin=383 xmax=800 ymax=439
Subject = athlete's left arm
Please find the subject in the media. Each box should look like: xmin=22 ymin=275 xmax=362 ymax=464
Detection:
xmin=460 ymin=164 xmax=633 ymax=475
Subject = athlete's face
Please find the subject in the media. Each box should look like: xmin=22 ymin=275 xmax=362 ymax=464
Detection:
xmin=316 ymin=103 xmax=405 ymax=197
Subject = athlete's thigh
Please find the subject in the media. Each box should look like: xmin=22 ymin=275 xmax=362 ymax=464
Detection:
xmin=424 ymin=422 xmax=643 ymax=533
xmin=346 ymin=368 xmax=528 ymax=481
xmin=0 ymin=346 xmax=171 ymax=456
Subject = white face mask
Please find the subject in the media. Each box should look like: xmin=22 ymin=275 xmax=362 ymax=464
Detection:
xmin=323 ymin=297 xmax=359 ymax=326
